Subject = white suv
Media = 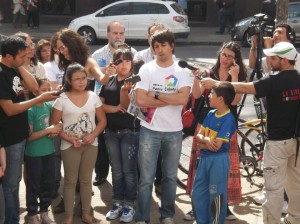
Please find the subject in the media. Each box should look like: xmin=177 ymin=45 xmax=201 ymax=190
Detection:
xmin=68 ymin=0 xmax=190 ymax=45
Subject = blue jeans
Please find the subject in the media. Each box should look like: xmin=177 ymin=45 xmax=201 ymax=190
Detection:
xmin=104 ymin=129 xmax=139 ymax=204
xmin=2 ymin=140 xmax=26 ymax=224
xmin=135 ymin=127 xmax=182 ymax=222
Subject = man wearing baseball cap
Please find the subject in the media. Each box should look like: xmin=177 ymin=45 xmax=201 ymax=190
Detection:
xmin=201 ymin=41 xmax=300 ymax=224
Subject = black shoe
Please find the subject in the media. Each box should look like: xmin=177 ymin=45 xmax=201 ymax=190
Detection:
xmin=93 ymin=176 xmax=106 ymax=186
xmin=53 ymin=197 xmax=65 ymax=214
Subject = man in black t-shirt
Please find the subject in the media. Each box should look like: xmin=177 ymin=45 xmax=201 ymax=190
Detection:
xmin=201 ymin=41 xmax=300 ymax=224
xmin=0 ymin=36 xmax=58 ymax=224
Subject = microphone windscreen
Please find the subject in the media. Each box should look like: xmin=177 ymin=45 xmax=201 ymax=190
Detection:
xmin=178 ymin=60 xmax=188 ymax=68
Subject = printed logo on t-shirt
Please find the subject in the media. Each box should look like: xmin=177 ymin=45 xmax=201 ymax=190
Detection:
xmin=38 ymin=114 xmax=50 ymax=129
xmin=282 ymin=88 xmax=300 ymax=102
xmin=64 ymin=112 xmax=93 ymax=139
xmin=12 ymin=76 xmax=25 ymax=96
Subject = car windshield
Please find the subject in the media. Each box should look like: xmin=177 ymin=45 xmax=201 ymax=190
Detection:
xmin=170 ymin=3 xmax=186 ymax=15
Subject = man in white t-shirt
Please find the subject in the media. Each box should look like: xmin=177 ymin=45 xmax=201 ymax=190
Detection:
xmin=134 ymin=30 xmax=191 ymax=224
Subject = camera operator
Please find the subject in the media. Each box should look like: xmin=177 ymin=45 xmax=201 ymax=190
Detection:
xmin=249 ymin=23 xmax=300 ymax=73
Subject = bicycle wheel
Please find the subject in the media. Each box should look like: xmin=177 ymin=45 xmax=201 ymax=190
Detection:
xmin=240 ymin=127 xmax=265 ymax=159
xmin=240 ymin=155 xmax=257 ymax=177
xmin=177 ymin=134 xmax=193 ymax=189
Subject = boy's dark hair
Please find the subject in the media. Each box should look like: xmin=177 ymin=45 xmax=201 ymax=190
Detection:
xmin=151 ymin=30 xmax=175 ymax=54
xmin=0 ymin=36 xmax=28 ymax=57
xmin=212 ymin=81 xmax=236 ymax=106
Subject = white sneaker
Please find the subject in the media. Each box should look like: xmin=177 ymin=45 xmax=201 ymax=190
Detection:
xmin=184 ymin=210 xmax=195 ymax=221
xmin=106 ymin=202 xmax=123 ymax=220
xmin=120 ymin=205 xmax=135 ymax=223
xmin=282 ymin=201 xmax=288 ymax=214
xmin=28 ymin=214 xmax=41 ymax=224
xmin=254 ymin=193 xmax=266 ymax=205
xmin=281 ymin=216 xmax=290 ymax=224
xmin=161 ymin=217 xmax=174 ymax=224
xmin=40 ymin=212 xmax=56 ymax=224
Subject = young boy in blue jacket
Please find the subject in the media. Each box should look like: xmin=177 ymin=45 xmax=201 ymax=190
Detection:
xmin=192 ymin=81 xmax=236 ymax=224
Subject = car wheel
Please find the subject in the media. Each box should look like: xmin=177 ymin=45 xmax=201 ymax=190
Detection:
xmin=78 ymin=27 xmax=96 ymax=45
xmin=243 ymin=31 xmax=252 ymax=47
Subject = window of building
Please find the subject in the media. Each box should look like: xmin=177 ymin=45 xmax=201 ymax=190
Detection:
xmin=41 ymin=0 xmax=76 ymax=15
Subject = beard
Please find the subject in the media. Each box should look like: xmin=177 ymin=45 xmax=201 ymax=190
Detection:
xmin=110 ymin=40 xmax=123 ymax=49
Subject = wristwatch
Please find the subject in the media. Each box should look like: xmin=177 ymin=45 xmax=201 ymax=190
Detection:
xmin=154 ymin=91 xmax=160 ymax=100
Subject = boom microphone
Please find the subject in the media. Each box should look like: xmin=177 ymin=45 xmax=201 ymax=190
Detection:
xmin=178 ymin=60 xmax=198 ymax=71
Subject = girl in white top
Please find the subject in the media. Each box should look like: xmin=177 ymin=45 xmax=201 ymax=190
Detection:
xmin=51 ymin=63 xmax=106 ymax=224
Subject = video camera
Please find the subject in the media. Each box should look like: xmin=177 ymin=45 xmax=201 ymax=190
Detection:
xmin=248 ymin=13 xmax=273 ymax=37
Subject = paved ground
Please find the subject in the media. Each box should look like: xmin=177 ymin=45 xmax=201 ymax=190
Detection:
xmin=18 ymin=158 xmax=265 ymax=224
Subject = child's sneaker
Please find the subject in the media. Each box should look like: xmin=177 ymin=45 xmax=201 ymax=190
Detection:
xmin=28 ymin=214 xmax=41 ymax=224
xmin=106 ymin=202 xmax=123 ymax=220
xmin=184 ymin=210 xmax=195 ymax=221
xmin=40 ymin=212 xmax=56 ymax=224
xmin=120 ymin=205 xmax=135 ymax=223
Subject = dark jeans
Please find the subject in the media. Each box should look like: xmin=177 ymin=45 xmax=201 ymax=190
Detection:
xmin=53 ymin=136 xmax=61 ymax=197
xmin=25 ymin=154 xmax=55 ymax=216
xmin=94 ymin=133 xmax=109 ymax=179
xmin=3 ymin=140 xmax=26 ymax=224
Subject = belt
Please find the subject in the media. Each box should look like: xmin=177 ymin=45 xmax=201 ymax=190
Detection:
xmin=108 ymin=128 xmax=135 ymax=134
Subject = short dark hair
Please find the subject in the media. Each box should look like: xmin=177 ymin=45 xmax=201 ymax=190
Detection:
xmin=63 ymin=63 xmax=89 ymax=92
xmin=151 ymin=30 xmax=175 ymax=54
xmin=212 ymin=81 xmax=236 ymax=106
xmin=275 ymin=23 xmax=296 ymax=43
xmin=0 ymin=36 xmax=28 ymax=57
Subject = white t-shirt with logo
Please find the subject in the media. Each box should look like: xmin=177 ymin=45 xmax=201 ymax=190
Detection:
xmin=136 ymin=60 xmax=191 ymax=132
xmin=53 ymin=91 xmax=102 ymax=150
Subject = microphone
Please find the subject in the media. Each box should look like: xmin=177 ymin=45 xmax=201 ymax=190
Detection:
xmin=178 ymin=60 xmax=198 ymax=71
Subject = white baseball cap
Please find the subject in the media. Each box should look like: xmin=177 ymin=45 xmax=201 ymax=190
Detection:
xmin=263 ymin=42 xmax=298 ymax=61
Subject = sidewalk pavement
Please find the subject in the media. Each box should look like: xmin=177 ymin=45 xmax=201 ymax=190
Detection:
xmin=0 ymin=22 xmax=232 ymax=46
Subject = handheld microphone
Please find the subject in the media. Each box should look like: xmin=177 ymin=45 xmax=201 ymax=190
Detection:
xmin=178 ymin=60 xmax=198 ymax=71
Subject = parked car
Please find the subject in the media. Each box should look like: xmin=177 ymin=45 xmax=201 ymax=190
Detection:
xmin=68 ymin=0 xmax=190 ymax=45
xmin=231 ymin=2 xmax=300 ymax=46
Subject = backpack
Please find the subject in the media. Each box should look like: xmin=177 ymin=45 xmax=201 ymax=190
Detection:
xmin=182 ymin=70 xmax=211 ymax=135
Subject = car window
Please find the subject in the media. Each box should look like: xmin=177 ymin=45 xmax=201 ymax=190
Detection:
xmin=170 ymin=3 xmax=186 ymax=15
xmin=131 ymin=2 xmax=169 ymax=14
xmin=103 ymin=2 xmax=130 ymax=16
xmin=288 ymin=4 xmax=300 ymax=19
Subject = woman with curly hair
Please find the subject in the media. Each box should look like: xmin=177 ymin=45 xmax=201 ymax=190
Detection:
xmin=184 ymin=41 xmax=247 ymax=221
xmin=56 ymin=28 xmax=113 ymax=90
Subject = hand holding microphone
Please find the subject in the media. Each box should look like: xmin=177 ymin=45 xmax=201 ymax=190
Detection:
xmin=178 ymin=60 xmax=207 ymax=80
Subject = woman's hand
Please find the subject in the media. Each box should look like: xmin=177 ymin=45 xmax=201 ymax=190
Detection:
xmin=228 ymin=59 xmax=239 ymax=81
xmin=121 ymin=82 xmax=134 ymax=92
xmin=82 ymin=133 xmax=97 ymax=145
xmin=115 ymin=104 xmax=127 ymax=113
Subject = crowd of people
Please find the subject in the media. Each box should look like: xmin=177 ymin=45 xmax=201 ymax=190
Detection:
xmin=0 ymin=18 xmax=300 ymax=224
